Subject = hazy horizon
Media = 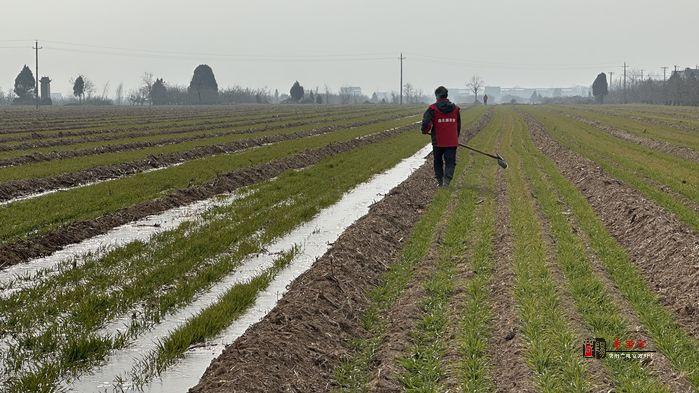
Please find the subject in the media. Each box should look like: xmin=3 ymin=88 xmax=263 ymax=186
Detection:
xmin=2 ymin=0 xmax=697 ymax=98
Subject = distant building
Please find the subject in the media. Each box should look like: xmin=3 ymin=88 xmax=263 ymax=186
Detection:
xmin=340 ymin=86 xmax=362 ymax=97
xmin=372 ymin=91 xmax=390 ymax=103
xmin=39 ymin=77 xmax=52 ymax=105
xmin=50 ymin=92 xmax=63 ymax=101
xmin=484 ymin=86 xmax=502 ymax=103
xmin=672 ymin=67 xmax=699 ymax=80
xmin=447 ymin=88 xmax=470 ymax=103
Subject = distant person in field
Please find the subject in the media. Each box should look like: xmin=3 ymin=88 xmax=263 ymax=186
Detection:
xmin=421 ymin=86 xmax=461 ymax=187
xmin=483 ymin=94 xmax=489 ymax=105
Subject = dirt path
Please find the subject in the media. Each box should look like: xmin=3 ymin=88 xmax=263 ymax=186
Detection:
xmin=0 ymin=116 xmax=409 ymax=202
xmin=523 ymin=112 xmax=699 ymax=339
xmin=189 ymin=162 xmax=438 ymax=393
xmin=0 ymin=125 xmax=415 ymax=269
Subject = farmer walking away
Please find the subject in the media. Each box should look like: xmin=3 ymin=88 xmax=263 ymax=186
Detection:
xmin=421 ymin=86 xmax=461 ymax=187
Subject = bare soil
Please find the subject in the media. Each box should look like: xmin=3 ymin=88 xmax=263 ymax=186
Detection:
xmin=0 ymin=124 xmax=414 ymax=269
xmin=523 ymin=112 xmax=699 ymax=339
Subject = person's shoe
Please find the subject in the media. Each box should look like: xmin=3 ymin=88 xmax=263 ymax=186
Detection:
xmin=443 ymin=178 xmax=451 ymax=187
xmin=436 ymin=178 xmax=443 ymax=187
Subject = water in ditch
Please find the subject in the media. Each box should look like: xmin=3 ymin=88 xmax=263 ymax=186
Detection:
xmin=63 ymin=143 xmax=432 ymax=392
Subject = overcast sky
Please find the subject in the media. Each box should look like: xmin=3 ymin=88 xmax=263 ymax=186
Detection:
xmin=2 ymin=0 xmax=697 ymax=97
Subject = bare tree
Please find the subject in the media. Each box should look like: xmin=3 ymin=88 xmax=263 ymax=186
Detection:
xmin=403 ymin=83 xmax=415 ymax=104
xmin=115 ymin=83 xmax=124 ymax=105
xmin=140 ymin=72 xmax=154 ymax=105
xmin=467 ymin=75 xmax=485 ymax=103
xmin=101 ymin=81 xmax=111 ymax=100
xmin=83 ymin=77 xmax=96 ymax=99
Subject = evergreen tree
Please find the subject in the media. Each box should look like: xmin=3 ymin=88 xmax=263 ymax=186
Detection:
xmin=189 ymin=64 xmax=219 ymax=104
xmin=73 ymin=76 xmax=85 ymax=102
xmin=13 ymin=65 xmax=35 ymax=103
xmin=592 ymin=72 xmax=609 ymax=104
xmin=150 ymin=78 xmax=168 ymax=105
xmin=290 ymin=81 xmax=304 ymax=102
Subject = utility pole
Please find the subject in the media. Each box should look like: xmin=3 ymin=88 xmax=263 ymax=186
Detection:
xmin=398 ymin=53 xmax=406 ymax=105
xmin=609 ymin=72 xmax=613 ymax=89
xmin=661 ymin=66 xmax=668 ymax=83
xmin=32 ymin=40 xmax=42 ymax=109
xmin=640 ymin=69 xmax=644 ymax=82
xmin=622 ymin=62 xmax=628 ymax=104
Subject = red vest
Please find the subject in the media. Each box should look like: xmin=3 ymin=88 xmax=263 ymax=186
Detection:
xmin=429 ymin=103 xmax=460 ymax=147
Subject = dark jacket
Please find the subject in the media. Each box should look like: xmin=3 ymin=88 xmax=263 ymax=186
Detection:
xmin=421 ymin=98 xmax=461 ymax=146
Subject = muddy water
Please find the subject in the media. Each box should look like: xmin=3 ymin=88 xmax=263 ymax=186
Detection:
xmin=64 ymin=143 xmax=432 ymax=392
xmin=0 ymin=189 xmax=239 ymax=297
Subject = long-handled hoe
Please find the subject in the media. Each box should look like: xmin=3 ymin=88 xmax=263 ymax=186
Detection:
xmin=458 ymin=143 xmax=508 ymax=169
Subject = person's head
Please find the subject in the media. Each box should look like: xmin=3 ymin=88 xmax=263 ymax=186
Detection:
xmin=435 ymin=86 xmax=448 ymax=99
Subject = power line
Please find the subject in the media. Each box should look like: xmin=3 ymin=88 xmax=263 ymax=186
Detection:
xmin=399 ymin=53 xmax=406 ymax=105
xmin=33 ymin=40 xmax=42 ymax=110
xmin=622 ymin=62 xmax=628 ymax=104
xmin=43 ymin=46 xmax=396 ymax=62
xmin=43 ymin=40 xmax=395 ymax=60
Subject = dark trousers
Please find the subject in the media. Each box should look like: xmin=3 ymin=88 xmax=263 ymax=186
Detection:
xmin=433 ymin=146 xmax=457 ymax=182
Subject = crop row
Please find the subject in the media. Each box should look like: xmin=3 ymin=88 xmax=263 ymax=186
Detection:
xmin=0 ymin=105 xmax=313 ymax=134
xmin=0 ymin=114 xmax=430 ymax=268
xmin=0 ymin=106 xmax=319 ymax=142
xmin=335 ymin=107 xmax=699 ymax=392
xmin=0 ymin=110 xmax=424 ymax=198
xmin=0 ymin=107 xmax=416 ymax=169
xmin=334 ymin=109 xmax=497 ymax=390
xmin=0 ymin=106 xmax=406 ymax=156
xmin=523 ymin=107 xmax=699 ymax=231
xmin=518 ymin=110 xmax=699 ymax=390
xmin=0 ymin=124 xmax=431 ymax=391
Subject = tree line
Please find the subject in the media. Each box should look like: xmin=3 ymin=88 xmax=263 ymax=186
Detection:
xmin=590 ymin=68 xmax=699 ymax=106
xmin=1 ymin=63 xmax=429 ymax=106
